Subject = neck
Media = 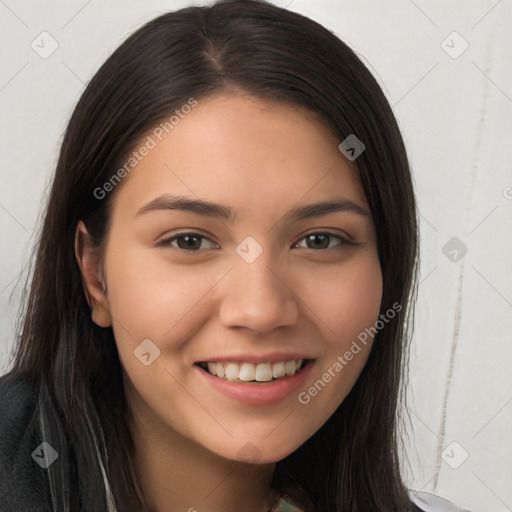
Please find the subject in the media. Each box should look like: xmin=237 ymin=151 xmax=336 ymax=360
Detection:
xmin=125 ymin=382 xmax=277 ymax=512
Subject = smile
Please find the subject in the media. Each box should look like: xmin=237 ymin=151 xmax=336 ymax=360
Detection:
xmin=197 ymin=359 xmax=307 ymax=383
xmin=194 ymin=359 xmax=315 ymax=405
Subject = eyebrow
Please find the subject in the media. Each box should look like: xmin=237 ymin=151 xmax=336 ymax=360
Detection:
xmin=135 ymin=194 xmax=371 ymax=223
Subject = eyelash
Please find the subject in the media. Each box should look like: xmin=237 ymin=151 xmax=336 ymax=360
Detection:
xmin=156 ymin=230 xmax=356 ymax=253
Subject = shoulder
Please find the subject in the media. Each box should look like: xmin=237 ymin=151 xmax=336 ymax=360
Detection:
xmin=0 ymin=369 xmax=39 ymax=438
xmin=0 ymin=370 xmax=39 ymax=453
xmin=409 ymin=489 xmax=474 ymax=512
xmin=0 ymin=370 xmax=52 ymax=511
xmin=0 ymin=369 xmax=38 ymax=412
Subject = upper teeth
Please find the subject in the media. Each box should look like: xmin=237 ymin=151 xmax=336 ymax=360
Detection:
xmin=205 ymin=360 xmax=303 ymax=382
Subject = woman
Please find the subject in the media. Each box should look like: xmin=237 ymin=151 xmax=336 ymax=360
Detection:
xmin=0 ymin=1 xmax=471 ymax=511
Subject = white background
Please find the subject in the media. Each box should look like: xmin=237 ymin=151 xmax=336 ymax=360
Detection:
xmin=0 ymin=1 xmax=511 ymax=511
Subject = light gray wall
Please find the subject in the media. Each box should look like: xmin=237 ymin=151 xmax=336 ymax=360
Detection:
xmin=1 ymin=1 xmax=511 ymax=511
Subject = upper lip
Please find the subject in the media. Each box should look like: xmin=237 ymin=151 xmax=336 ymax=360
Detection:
xmin=195 ymin=352 xmax=315 ymax=365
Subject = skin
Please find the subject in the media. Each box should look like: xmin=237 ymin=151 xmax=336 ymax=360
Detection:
xmin=75 ymin=93 xmax=383 ymax=512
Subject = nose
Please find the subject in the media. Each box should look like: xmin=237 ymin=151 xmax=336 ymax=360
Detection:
xmin=218 ymin=251 xmax=300 ymax=333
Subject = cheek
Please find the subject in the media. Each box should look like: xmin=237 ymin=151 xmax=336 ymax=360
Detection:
xmin=293 ymin=253 xmax=382 ymax=411
xmin=103 ymin=246 xmax=221 ymax=348
xmin=335 ymin=259 xmax=383 ymax=339
xmin=298 ymin=252 xmax=383 ymax=342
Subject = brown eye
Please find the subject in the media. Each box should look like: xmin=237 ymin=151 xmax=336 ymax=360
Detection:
xmin=157 ymin=232 xmax=219 ymax=251
xmin=293 ymin=232 xmax=354 ymax=250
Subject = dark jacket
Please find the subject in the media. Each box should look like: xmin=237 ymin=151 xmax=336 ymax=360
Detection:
xmin=1 ymin=371 xmax=53 ymax=511
xmin=0 ymin=370 xmax=459 ymax=512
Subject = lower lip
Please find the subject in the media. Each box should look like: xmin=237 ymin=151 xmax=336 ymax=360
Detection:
xmin=195 ymin=361 xmax=315 ymax=405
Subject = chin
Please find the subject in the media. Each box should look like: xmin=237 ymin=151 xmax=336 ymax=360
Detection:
xmin=207 ymin=436 xmax=306 ymax=465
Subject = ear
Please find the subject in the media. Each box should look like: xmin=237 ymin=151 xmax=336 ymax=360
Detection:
xmin=74 ymin=220 xmax=112 ymax=328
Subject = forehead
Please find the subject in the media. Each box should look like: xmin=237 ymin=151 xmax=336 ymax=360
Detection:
xmin=110 ymin=94 xmax=368 ymax=220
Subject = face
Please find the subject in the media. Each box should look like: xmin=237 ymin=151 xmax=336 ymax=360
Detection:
xmin=79 ymin=94 xmax=382 ymax=464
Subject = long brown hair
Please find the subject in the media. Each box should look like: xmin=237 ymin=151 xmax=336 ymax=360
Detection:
xmin=9 ymin=1 xmax=419 ymax=510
